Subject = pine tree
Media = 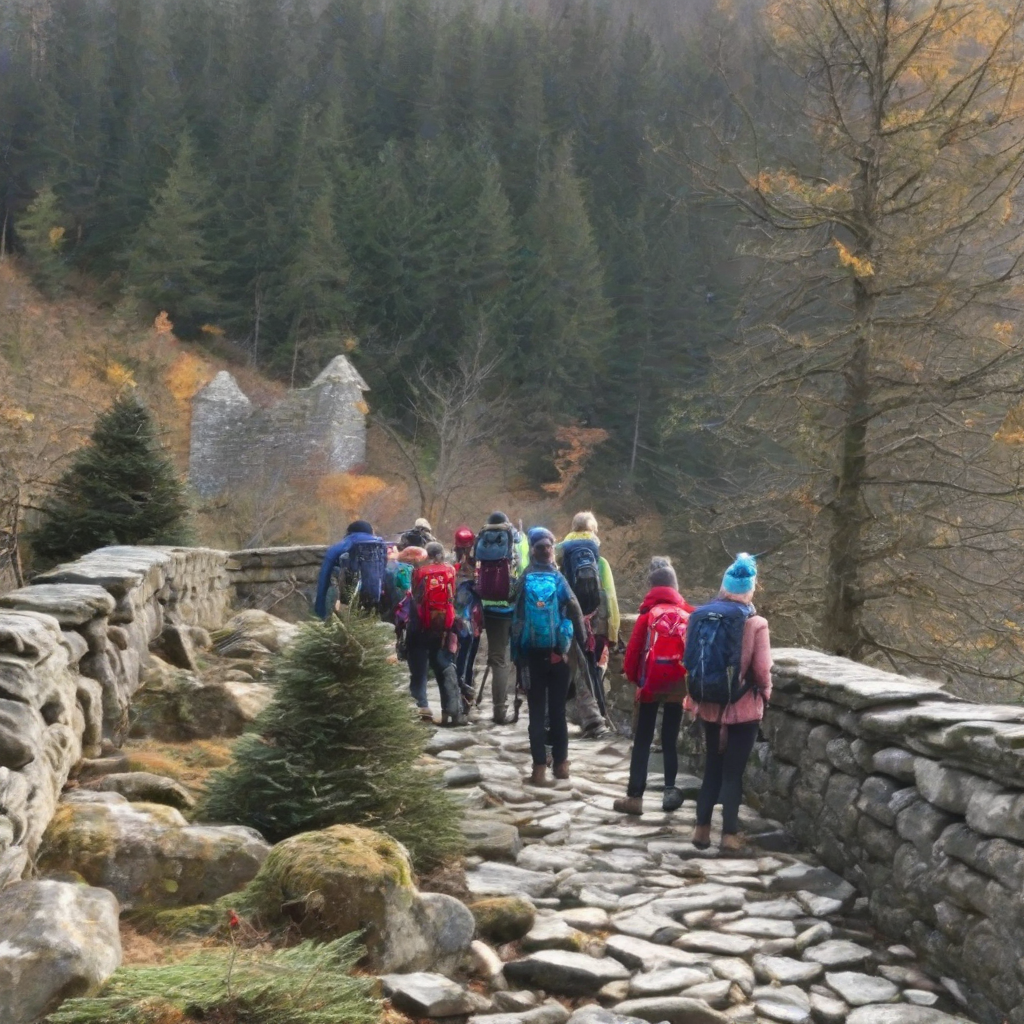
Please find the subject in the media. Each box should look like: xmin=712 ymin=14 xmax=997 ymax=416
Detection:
xmin=520 ymin=138 xmax=614 ymax=421
xmin=201 ymin=616 xmax=464 ymax=870
xmin=29 ymin=393 xmax=192 ymax=566
xmin=17 ymin=185 xmax=68 ymax=295
xmin=124 ymin=133 xmax=214 ymax=331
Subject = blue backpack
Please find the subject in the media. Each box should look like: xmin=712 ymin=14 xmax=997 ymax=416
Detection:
xmin=682 ymin=599 xmax=753 ymax=705
xmin=561 ymin=539 xmax=602 ymax=616
xmin=350 ymin=540 xmax=388 ymax=609
xmin=519 ymin=574 xmax=573 ymax=654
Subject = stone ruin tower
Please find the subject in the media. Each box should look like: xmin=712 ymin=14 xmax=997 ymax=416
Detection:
xmin=188 ymin=355 xmax=369 ymax=498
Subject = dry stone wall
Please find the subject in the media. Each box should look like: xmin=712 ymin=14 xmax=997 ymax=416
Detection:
xmin=0 ymin=543 xmax=323 ymax=888
xmin=745 ymin=648 xmax=1024 ymax=1023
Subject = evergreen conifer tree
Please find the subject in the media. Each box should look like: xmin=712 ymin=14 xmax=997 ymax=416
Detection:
xmin=201 ymin=616 xmax=463 ymax=870
xmin=17 ymin=185 xmax=68 ymax=295
xmin=124 ymin=133 xmax=215 ymax=332
xmin=29 ymin=393 xmax=192 ymax=566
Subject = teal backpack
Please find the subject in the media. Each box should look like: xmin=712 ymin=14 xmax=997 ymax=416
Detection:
xmin=520 ymin=574 xmax=572 ymax=654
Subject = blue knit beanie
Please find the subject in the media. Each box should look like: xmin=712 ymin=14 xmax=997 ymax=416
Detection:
xmin=528 ymin=526 xmax=555 ymax=548
xmin=722 ymin=552 xmax=757 ymax=595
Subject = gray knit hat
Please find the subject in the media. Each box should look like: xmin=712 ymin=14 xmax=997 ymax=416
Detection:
xmin=425 ymin=541 xmax=445 ymax=560
xmin=648 ymin=556 xmax=678 ymax=590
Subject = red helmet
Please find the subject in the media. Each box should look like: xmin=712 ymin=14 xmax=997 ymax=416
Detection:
xmin=454 ymin=527 xmax=475 ymax=547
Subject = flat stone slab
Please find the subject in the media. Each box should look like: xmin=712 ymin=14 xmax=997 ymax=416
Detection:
xmin=466 ymin=862 xmax=556 ymax=899
xmin=381 ymin=972 xmax=486 ymax=1017
xmin=503 ymin=950 xmax=630 ymax=995
xmin=846 ymin=1008 xmax=974 ymax=1024
xmin=753 ymin=983 xmax=811 ymax=1023
xmin=720 ymin=916 xmax=797 ymax=938
xmin=769 ymin=865 xmax=855 ymax=904
xmin=802 ymin=940 xmax=874 ymax=968
xmin=752 ymin=954 xmax=823 ymax=985
xmin=610 ymin=996 xmax=732 ymax=1024
xmin=462 ymin=820 xmax=522 ymax=862
xmin=605 ymin=934 xmax=709 ymax=972
xmin=673 ymin=930 xmax=757 ymax=957
xmin=825 ymin=970 xmax=900 ymax=1006
xmin=628 ymin=966 xmax=714 ymax=997
xmin=771 ymin=650 xmax=952 ymax=709
xmin=0 ymin=584 xmax=116 ymax=625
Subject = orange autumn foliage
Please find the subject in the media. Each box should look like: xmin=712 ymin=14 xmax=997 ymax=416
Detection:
xmin=542 ymin=424 xmax=610 ymax=497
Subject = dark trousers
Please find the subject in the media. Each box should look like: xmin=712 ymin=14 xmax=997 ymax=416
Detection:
xmin=695 ymin=720 xmax=759 ymax=834
xmin=408 ymin=635 xmax=460 ymax=716
xmin=627 ymin=701 xmax=684 ymax=797
xmin=525 ymin=651 xmax=570 ymax=767
xmin=456 ymin=633 xmax=480 ymax=696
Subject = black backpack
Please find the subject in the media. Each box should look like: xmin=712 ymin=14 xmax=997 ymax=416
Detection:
xmin=349 ymin=540 xmax=388 ymax=610
xmin=562 ymin=539 xmax=602 ymax=616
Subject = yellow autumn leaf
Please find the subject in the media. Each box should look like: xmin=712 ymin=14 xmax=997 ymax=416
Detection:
xmin=833 ymin=239 xmax=874 ymax=277
xmin=106 ymin=361 xmax=136 ymax=388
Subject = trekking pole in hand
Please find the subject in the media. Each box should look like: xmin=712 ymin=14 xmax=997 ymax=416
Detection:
xmin=474 ymin=665 xmax=491 ymax=708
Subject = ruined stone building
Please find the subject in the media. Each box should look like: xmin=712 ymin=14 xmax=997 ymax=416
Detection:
xmin=188 ymin=355 xmax=369 ymax=497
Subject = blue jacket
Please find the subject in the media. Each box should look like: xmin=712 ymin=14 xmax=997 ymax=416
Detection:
xmin=314 ymin=532 xmax=384 ymax=619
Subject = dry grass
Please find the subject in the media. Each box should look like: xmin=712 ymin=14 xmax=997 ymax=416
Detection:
xmin=123 ymin=739 xmax=234 ymax=795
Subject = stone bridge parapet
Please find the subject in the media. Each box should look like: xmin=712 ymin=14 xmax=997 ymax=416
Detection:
xmin=746 ymin=648 xmax=1024 ymax=1023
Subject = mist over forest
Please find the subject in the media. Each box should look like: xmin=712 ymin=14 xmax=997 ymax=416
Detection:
xmin=4 ymin=0 xmax=1024 ymax=696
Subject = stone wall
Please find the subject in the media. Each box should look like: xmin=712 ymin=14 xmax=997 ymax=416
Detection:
xmin=745 ymin=648 xmax=1024 ymax=1024
xmin=227 ymin=545 xmax=326 ymax=618
xmin=0 ymin=544 xmax=256 ymax=888
xmin=188 ymin=355 xmax=369 ymax=498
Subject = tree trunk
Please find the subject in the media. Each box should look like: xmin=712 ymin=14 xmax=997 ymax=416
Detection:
xmin=822 ymin=284 xmax=872 ymax=657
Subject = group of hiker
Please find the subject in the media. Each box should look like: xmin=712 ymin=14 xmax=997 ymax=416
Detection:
xmin=314 ymin=512 xmax=771 ymax=854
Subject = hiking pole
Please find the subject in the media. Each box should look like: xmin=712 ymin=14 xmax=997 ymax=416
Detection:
xmin=474 ymin=665 xmax=491 ymax=708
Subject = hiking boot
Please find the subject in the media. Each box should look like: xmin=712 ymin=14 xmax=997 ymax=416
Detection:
xmin=720 ymin=833 xmax=745 ymax=856
xmin=529 ymin=764 xmax=554 ymax=787
xmin=553 ymin=760 xmax=570 ymax=780
xmin=418 ymin=707 xmax=435 ymax=724
xmin=580 ymin=721 xmax=608 ymax=739
xmin=613 ymin=796 xmax=643 ymax=816
xmin=662 ymin=787 xmax=685 ymax=813
xmin=691 ymin=824 xmax=712 ymax=850
xmin=493 ymin=706 xmax=508 ymax=725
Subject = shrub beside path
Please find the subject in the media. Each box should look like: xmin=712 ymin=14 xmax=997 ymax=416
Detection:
xmin=407 ymin=695 xmax=981 ymax=1024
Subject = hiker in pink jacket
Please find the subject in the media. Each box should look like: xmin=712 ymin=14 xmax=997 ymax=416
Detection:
xmin=685 ymin=553 xmax=772 ymax=853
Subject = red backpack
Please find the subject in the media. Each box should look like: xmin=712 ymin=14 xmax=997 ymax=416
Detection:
xmin=413 ymin=563 xmax=456 ymax=634
xmin=640 ymin=604 xmax=689 ymax=698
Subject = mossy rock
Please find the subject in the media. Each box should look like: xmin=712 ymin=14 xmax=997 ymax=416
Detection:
xmin=239 ymin=825 xmax=427 ymax=969
xmin=469 ymin=896 xmax=536 ymax=944
xmin=37 ymin=798 xmax=269 ymax=910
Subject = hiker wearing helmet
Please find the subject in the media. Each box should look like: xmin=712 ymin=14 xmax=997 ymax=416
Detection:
xmin=683 ymin=553 xmax=772 ymax=854
xmin=473 ymin=511 xmax=530 ymax=724
xmin=511 ymin=528 xmax=586 ymax=786
xmin=452 ymin=526 xmax=482 ymax=704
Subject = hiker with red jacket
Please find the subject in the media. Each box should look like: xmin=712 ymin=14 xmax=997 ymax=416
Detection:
xmin=406 ymin=542 xmax=466 ymax=726
xmin=613 ymin=557 xmax=696 ymax=816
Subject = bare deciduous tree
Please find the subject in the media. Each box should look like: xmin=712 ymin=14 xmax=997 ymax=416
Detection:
xmin=377 ymin=327 xmax=509 ymax=526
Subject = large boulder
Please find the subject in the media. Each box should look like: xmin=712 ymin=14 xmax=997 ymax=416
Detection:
xmin=240 ymin=824 xmax=473 ymax=973
xmin=86 ymin=770 xmax=196 ymax=811
xmin=212 ymin=609 xmax=298 ymax=656
xmin=129 ymin=667 xmax=272 ymax=741
xmin=0 ymin=879 xmax=121 ymax=1024
xmin=37 ymin=795 xmax=269 ymax=908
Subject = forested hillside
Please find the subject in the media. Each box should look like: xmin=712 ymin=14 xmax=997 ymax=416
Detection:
xmin=0 ymin=0 xmax=736 ymax=499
